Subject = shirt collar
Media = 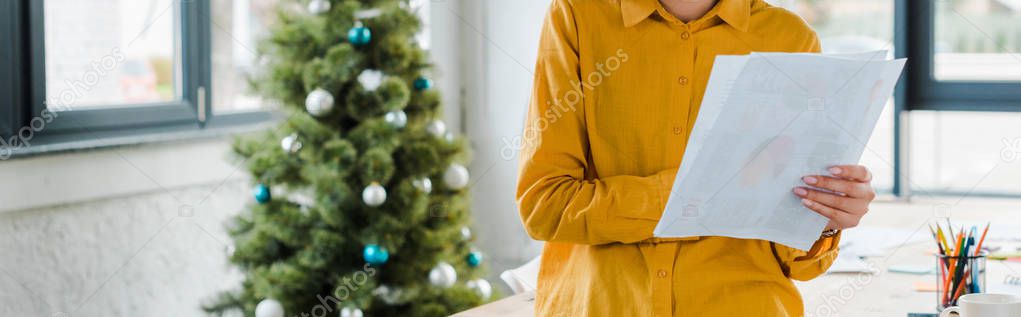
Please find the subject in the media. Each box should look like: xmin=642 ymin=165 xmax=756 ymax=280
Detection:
xmin=620 ymin=0 xmax=659 ymax=28
xmin=621 ymin=0 xmax=750 ymax=32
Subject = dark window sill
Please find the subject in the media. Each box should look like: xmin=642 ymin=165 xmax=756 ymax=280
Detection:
xmin=2 ymin=111 xmax=279 ymax=160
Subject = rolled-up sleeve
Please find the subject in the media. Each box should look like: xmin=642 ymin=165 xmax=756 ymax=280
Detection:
xmin=515 ymin=0 xmax=677 ymax=246
xmin=773 ymin=232 xmax=841 ymax=280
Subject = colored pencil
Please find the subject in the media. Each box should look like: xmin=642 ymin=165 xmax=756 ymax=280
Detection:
xmin=941 ymin=232 xmax=964 ymax=304
xmin=974 ymin=223 xmax=990 ymax=257
xmin=937 ymin=226 xmax=949 ymax=254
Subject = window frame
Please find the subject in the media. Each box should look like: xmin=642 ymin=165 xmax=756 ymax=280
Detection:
xmin=893 ymin=0 xmax=1021 ymax=197
xmin=0 ymin=0 xmax=273 ymax=158
xmin=0 ymin=0 xmax=27 ymax=139
xmin=903 ymin=0 xmax=1021 ymax=112
xmin=27 ymin=0 xmax=211 ymax=133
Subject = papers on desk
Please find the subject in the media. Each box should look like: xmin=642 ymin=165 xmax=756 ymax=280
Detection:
xmin=828 ymin=253 xmax=879 ymax=273
xmin=989 ymin=274 xmax=1021 ymax=296
xmin=825 ymin=226 xmax=930 ymax=274
xmin=654 ymin=51 xmax=905 ymax=250
xmin=840 ymin=226 xmax=930 ymax=257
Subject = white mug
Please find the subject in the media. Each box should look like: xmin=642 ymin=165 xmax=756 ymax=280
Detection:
xmin=939 ymin=293 xmax=1021 ymax=317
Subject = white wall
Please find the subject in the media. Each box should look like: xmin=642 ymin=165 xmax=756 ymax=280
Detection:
xmin=0 ymin=138 xmax=247 ymax=317
xmin=446 ymin=0 xmax=552 ymax=276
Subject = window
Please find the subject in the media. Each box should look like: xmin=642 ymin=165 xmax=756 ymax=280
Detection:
xmin=933 ymin=0 xmax=1021 ymax=81
xmin=909 ymin=111 xmax=1021 ymax=196
xmin=27 ymin=0 xmax=209 ymax=134
xmin=906 ymin=0 xmax=1021 ymax=112
xmin=0 ymin=0 xmax=272 ymax=159
xmin=43 ymin=0 xmax=180 ymax=109
xmin=902 ymin=0 xmax=1021 ymax=196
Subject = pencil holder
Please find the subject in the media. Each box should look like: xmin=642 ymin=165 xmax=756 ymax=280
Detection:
xmin=936 ymin=252 xmax=987 ymax=311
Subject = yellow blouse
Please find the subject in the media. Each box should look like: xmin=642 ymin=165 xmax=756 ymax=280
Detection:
xmin=516 ymin=0 xmax=841 ymax=316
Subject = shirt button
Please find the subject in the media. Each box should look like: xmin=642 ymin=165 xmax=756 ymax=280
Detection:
xmin=680 ymin=31 xmax=691 ymax=40
xmin=677 ymin=76 xmax=689 ymax=85
xmin=657 ymin=269 xmax=668 ymax=278
xmin=672 ymin=127 xmax=682 ymax=135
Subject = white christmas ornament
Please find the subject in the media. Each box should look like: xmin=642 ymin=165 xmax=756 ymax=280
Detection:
xmin=467 ymin=278 xmax=493 ymax=300
xmin=425 ymin=120 xmax=446 ymax=138
xmin=255 ymin=299 xmax=284 ymax=317
xmin=411 ymin=177 xmax=432 ymax=194
xmin=280 ymin=133 xmax=302 ymax=153
xmin=339 ymin=307 xmax=364 ymax=317
xmin=460 ymin=226 xmax=472 ymax=240
xmin=362 ymin=182 xmax=387 ymax=207
xmin=354 ymin=8 xmax=383 ymax=19
xmin=358 ymin=69 xmax=384 ymax=91
xmin=443 ymin=164 xmax=470 ymax=190
xmin=285 ymin=187 xmax=316 ymax=207
xmin=384 ymin=110 xmax=407 ymax=128
xmin=305 ymin=88 xmax=334 ymax=116
xmin=428 ymin=262 xmax=457 ymax=288
xmin=307 ymin=0 xmax=331 ymax=14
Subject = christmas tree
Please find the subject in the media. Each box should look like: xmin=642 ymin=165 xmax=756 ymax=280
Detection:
xmin=204 ymin=1 xmax=491 ymax=316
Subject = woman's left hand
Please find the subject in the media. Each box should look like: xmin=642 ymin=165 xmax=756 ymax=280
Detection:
xmin=792 ymin=165 xmax=875 ymax=231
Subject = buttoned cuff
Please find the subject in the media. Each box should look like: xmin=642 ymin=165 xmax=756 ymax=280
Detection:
xmin=797 ymin=230 xmax=841 ymax=261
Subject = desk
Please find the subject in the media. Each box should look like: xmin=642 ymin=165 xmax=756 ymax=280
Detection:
xmin=797 ymin=198 xmax=1021 ymax=316
xmin=452 ymin=292 xmax=534 ymax=317
xmin=455 ymin=199 xmax=1021 ymax=316
xmin=798 ymin=238 xmax=1021 ymax=316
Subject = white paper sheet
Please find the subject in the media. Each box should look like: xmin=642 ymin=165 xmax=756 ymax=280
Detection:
xmin=653 ymin=51 xmax=906 ymax=250
xmin=839 ymin=226 xmax=931 ymax=257
xmin=827 ymin=253 xmax=879 ymax=274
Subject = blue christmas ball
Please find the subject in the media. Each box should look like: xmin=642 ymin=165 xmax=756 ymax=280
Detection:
xmin=466 ymin=251 xmax=483 ymax=267
xmin=413 ymin=77 xmax=432 ymax=91
xmin=363 ymin=244 xmax=389 ymax=265
xmin=253 ymin=184 xmax=271 ymax=204
xmin=347 ymin=25 xmax=372 ymax=46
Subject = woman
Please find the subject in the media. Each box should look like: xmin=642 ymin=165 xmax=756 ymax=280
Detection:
xmin=516 ymin=0 xmax=876 ymax=315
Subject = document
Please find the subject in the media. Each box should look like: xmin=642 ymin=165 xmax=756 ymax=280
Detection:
xmin=653 ymin=51 xmax=905 ymax=250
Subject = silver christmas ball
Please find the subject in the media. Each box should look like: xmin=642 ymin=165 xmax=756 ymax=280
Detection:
xmin=285 ymin=187 xmax=316 ymax=208
xmin=305 ymin=88 xmax=334 ymax=116
xmin=358 ymin=69 xmax=384 ymax=91
xmin=428 ymin=262 xmax=457 ymax=288
xmin=307 ymin=0 xmax=330 ymax=14
xmin=384 ymin=110 xmax=408 ymax=128
xmin=460 ymin=226 xmax=472 ymax=240
xmin=280 ymin=133 xmax=302 ymax=153
xmin=467 ymin=278 xmax=493 ymax=300
xmin=362 ymin=182 xmax=387 ymax=207
xmin=339 ymin=307 xmax=363 ymax=317
xmin=411 ymin=177 xmax=432 ymax=194
xmin=255 ymin=299 xmax=284 ymax=317
xmin=425 ymin=120 xmax=446 ymax=138
xmin=443 ymin=164 xmax=470 ymax=190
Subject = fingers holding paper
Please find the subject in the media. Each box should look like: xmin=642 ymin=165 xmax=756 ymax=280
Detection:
xmin=793 ymin=165 xmax=876 ymax=231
